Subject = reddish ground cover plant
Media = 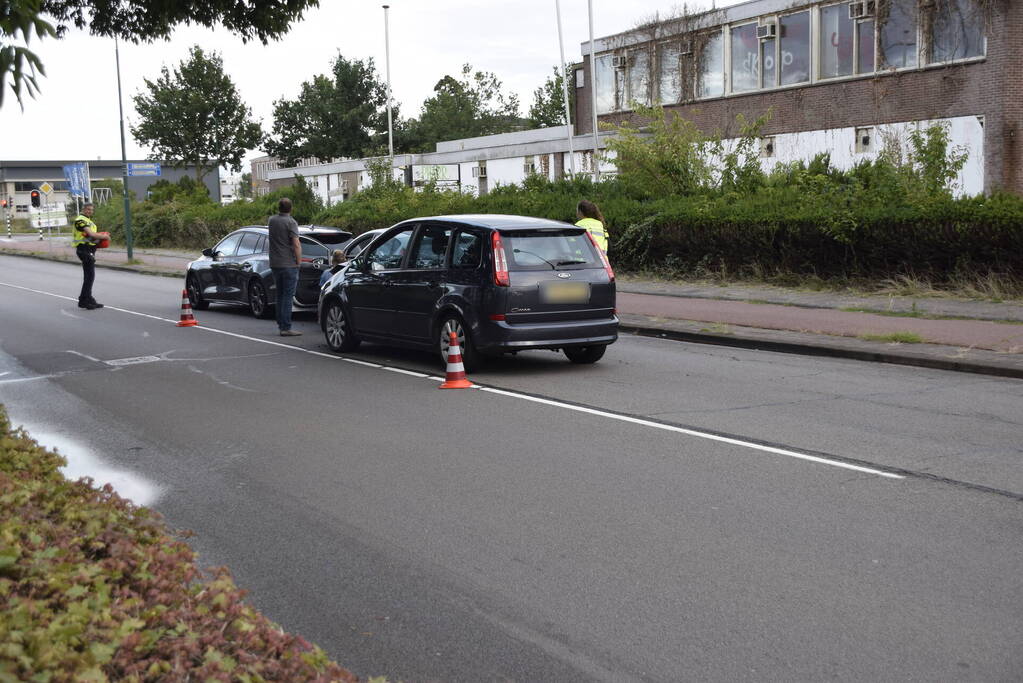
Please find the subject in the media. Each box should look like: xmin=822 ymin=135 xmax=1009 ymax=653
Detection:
xmin=0 ymin=408 xmax=364 ymax=681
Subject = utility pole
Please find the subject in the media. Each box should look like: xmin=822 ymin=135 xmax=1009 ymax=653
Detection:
xmin=588 ymin=0 xmax=600 ymax=182
xmin=383 ymin=5 xmax=394 ymax=164
xmin=555 ymin=0 xmax=576 ymax=177
xmin=115 ymin=37 xmax=134 ymax=259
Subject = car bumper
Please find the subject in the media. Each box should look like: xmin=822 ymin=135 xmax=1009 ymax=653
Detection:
xmin=476 ymin=316 xmax=619 ymax=352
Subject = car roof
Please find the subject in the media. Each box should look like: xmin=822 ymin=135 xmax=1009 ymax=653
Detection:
xmin=234 ymin=225 xmax=353 ymax=240
xmin=397 ymin=214 xmax=576 ymax=231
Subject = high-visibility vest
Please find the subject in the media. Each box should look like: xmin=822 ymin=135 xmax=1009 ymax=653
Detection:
xmin=72 ymin=215 xmax=97 ymax=247
xmin=576 ymin=217 xmax=607 ymax=252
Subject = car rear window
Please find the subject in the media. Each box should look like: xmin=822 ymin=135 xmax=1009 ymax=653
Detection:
xmin=307 ymin=231 xmax=350 ymax=245
xmin=501 ymin=229 xmax=600 ymax=271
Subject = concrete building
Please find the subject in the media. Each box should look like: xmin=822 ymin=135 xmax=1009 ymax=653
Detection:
xmin=572 ymin=0 xmax=1018 ymax=195
xmin=0 ymin=160 xmax=221 ymax=217
xmin=250 ymin=155 xmax=342 ymax=197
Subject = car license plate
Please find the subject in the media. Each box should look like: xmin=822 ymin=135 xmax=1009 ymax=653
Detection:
xmin=541 ymin=281 xmax=590 ymax=304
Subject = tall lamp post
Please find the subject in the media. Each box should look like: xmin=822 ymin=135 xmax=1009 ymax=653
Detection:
xmin=555 ymin=0 xmax=576 ymax=176
xmin=383 ymin=5 xmax=394 ymax=164
xmin=588 ymin=0 xmax=600 ymax=182
xmin=114 ymin=37 xmax=134 ymax=259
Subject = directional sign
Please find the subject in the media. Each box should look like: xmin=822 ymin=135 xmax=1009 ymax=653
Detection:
xmin=127 ymin=162 xmax=161 ymax=177
xmin=39 ymin=182 xmax=53 ymax=195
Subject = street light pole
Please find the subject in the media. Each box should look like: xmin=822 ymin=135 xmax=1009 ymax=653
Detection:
xmin=555 ymin=0 xmax=576 ymax=177
xmin=383 ymin=5 xmax=394 ymax=163
xmin=588 ymin=0 xmax=600 ymax=182
xmin=114 ymin=37 xmax=134 ymax=259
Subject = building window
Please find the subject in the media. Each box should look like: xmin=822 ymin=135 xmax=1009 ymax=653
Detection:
xmin=730 ymin=23 xmax=759 ymax=93
xmin=880 ymin=0 xmax=918 ymax=68
xmin=760 ymin=25 xmax=777 ymax=88
xmin=699 ymin=31 xmax=725 ymax=98
xmin=780 ymin=11 xmax=811 ymax=85
xmin=627 ymin=47 xmax=651 ymax=107
xmin=594 ymin=54 xmax=615 ymax=114
xmin=855 ymin=126 xmax=874 ymax=153
xmin=760 ymin=136 xmax=776 ymax=158
xmin=858 ymin=16 xmax=876 ymax=73
xmin=575 ymin=68 xmax=584 ymax=88
xmin=820 ymin=3 xmax=855 ymax=78
xmin=657 ymin=41 xmax=683 ymax=105
xmin=928 ymin=0 xmax=984 ymax=63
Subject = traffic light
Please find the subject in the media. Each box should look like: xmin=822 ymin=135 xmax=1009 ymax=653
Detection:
xmin=30 ymin=190 xmax=40 ymax=208
xmin=0 ymin=199 xmax=7 ymax=208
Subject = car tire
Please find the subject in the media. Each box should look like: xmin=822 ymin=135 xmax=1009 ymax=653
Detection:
xmin=248 ymin=279 xmax=272 ymax=319
xmin=438 ymin=314 xmax=482 ymax=373
xmin=564 ymin=345 xmax=607 ymax=364
xmin=186 ymin=274 xmax=209 ymax=311
xmin=323 ymin=299 xmax=360 ymax=352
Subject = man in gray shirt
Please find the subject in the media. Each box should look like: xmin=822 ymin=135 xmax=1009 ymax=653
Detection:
xmin=267 ymin=197 xmax=302 ymax=336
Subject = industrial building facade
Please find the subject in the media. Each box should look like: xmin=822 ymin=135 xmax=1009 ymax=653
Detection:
xmin=574 ymin=0 xmax=1020 ymax=195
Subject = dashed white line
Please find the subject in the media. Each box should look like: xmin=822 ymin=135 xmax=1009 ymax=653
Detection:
xmin=1 ymin=280 xmax=904 ymax=481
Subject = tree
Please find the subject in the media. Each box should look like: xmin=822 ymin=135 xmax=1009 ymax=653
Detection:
xmin=265 ymin=54 xmax=391 ymax=164
xmin=1 ymin=0 xmax=319 ymax=108
xmin=407 ymin=64 xmax=522 ymax=150
xmin=131 ymin=45 xmax=263 ymax=183
xmin=238 ymin=172 xmax=253 ymax=200
xmin=528 ymin=66 xmax=572 ymax=129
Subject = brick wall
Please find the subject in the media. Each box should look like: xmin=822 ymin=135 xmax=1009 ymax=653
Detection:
xmin=576 ymin=2 xmax=1021 ymax=195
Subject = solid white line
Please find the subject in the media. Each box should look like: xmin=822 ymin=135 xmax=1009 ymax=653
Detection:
xmin=479 ymin=387 xmax=903 ymax=479
xmin=66 ymin=350 xmax=101 ymax=362
xmin=3 ymin=280 xmax=903 ymax=480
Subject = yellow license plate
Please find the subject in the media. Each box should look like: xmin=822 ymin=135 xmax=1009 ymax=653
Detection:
xmin=541 ymin=281 xmax=590 ymax=304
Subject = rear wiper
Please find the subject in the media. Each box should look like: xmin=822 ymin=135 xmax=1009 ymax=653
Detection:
xmin=512 ymin=248 xmax=555 ymax=269
xmin=555 ymin=259 xmax=588 ymax=266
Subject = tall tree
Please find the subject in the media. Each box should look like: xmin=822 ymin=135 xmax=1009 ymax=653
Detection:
xmin=265 ymin=54 xmax=390 ymax=164
xmin=2 ymin=0 xmax=318 ymax=108
xmin=407 ymin=64 xmax=521 ymax=150
xmin=528 ymin=66 xmax=573 ymax=129
xmin=131 ymin=45 xmax=263 ymax=183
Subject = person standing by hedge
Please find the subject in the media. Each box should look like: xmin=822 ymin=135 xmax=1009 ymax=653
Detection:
xmin=267 ymin=197 xmax=302 ymax=336
xmin=71 ymin=203 xmax=104 ymax=310
xmin=575 ymin=200 xmax=608 ymax=254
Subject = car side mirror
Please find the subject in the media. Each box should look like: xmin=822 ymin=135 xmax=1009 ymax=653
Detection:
xmin=202 ymin=248 xmax=214 ymax=258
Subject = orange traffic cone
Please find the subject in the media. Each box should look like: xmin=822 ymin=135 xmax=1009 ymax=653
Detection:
xmin=176 ymin=289 xmax=198 ymax=327
xmin=439 ymin=331 xmax=472 ymax=389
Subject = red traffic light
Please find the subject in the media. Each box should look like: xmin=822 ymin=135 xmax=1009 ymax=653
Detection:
xmin=30 ymin=190 xmax=40 ymax=208
xmin=0 ymin=199 xmax=7 ymax=208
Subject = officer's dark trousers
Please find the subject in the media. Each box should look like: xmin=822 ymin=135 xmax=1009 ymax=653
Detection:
xmin=76 ymin=244 xmax=96 ymax=304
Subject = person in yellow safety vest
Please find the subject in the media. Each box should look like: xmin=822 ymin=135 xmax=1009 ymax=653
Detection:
xmin=71 ymin=203 xmax=104 ymax=310
xmin=575 ymin=200 xmax=607 ymax=254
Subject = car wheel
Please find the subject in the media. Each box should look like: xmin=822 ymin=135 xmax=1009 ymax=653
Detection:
xmin=323 ymin=299 xmax=360 ymax=352
xmin=438 ymin=314 xmax=482 ymax=372
xmin=186 ymin=274 xmax=209 ymax=310
xmin=564 ymin=345 xmax=607 ymax=364
xmin=248 ymin=279 xmax=272 ymax=319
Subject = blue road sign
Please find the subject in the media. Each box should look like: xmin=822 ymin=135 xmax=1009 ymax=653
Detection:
xmin=127 ymin=162 xmax=162 ymax=177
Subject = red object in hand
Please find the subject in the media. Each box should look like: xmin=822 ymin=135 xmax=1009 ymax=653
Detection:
xmin=95 ymin=232 xmax=111 ymax=249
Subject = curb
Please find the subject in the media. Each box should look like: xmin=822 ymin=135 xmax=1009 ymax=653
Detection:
xmin=618 ymin=322 xmax=1023 ymax=380
xmin=0 ymin=248 xmax=184 ymax=279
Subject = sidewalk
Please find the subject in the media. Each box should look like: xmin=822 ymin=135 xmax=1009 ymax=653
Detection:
xmin=3 ymin=235 xmax=1022 ymax=379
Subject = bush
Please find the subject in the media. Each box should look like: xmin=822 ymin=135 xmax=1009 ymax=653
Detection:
xmin=0 ymin=407 xmax=363 ymax=682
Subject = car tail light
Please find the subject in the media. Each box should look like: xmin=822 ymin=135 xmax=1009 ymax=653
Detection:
xmin=587 ymin=231 xmax=615 ymax=282
xmin=489 ymin=314 xmax=506 ymax=321
xmin=492 ymin=232 xmax=510 ymax=287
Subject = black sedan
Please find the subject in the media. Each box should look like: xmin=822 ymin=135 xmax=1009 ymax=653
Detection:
xmin=186 ymin=225 xmax=352 ymax=318
xmin=319 ymin=215 xmax=617 ymax=369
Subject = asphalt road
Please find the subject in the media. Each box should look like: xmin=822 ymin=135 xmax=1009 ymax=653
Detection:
xmin=2 ymin=255 xmax=1021 ymax=682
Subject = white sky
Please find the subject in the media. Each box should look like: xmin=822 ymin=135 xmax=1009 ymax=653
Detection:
xmin=0 ymin=0 xmax=742 ymax=173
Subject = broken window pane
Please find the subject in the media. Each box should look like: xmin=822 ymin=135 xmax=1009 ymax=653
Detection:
xmin=780 ymin=11 xmax=810 ymax=85
xmin=731 ymin=23 xmax=759 ymax=93
xmin=929 ymin=0 xmax=984 ymax=62
xmin=699 ymin=31 xmax=724 ymax=98
xmin=880 ymin=0 xmax=918 ymax=68
xmin=820 ymin=4 xmax=855 ymax=78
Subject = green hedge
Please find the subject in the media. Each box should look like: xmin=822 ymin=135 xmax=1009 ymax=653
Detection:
xmin=0 ymin=407 xmax=363 ymax=682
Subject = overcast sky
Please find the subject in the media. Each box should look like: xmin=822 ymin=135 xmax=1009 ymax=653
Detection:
xmin=1 ymin=0 xmax=741 ymax=175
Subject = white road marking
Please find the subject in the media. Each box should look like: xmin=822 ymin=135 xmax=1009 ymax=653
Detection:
xmin=66 ymin=350 xmax=101 ymax=362
xmin=1 ymin=280 xmax=904 ymax=480
xmin=104 ymin=355 xmax=161 ymax=366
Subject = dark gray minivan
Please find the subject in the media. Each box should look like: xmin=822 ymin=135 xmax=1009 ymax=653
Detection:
xmin=319 ymin=214 xmax=617 ymax=369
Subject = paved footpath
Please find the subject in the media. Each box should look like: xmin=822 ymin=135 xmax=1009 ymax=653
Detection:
xmin=3 ymin=234 xmax=1022 ymax=379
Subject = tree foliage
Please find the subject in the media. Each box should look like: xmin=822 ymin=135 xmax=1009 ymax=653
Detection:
xmin=1 ymin=0 xmax=318 ymax=108
xmin=405 ymin=64 xmax=522 ymax=151
xmin=528 ymin=66 xmax=572 ymax=129
xmin=265 ymin=54 xmax=390 ymax=164
xmin=131 ymin=45 xmax=263 ymax=182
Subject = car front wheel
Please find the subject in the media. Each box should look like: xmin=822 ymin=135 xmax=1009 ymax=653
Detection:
xmin=186 ymin=274 xmax=209 ymax=310
xmin=323 ymin=300 xmax=360 ymax=352
xmin=438 ymin=314 xmax=482 ymax=373
xmin=564 ymin=345 xmax=607 ymax=364
xmin=248 ymin=279 xmax=272 ymax=319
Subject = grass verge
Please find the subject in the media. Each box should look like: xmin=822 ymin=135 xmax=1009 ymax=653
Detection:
xmin=857 ymin=332 xmax=924 ymax=344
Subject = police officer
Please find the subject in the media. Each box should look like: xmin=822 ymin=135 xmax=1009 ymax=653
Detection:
xmin=575 ymin=199 xmax=608 ymax=253
xmin=72 ymin=203 xmax=104 ymax=309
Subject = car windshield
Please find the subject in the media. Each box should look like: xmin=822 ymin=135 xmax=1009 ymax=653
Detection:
xmin=306 ymin=232 xmax=350 ymax=245
xmin=502 ymin=229 xmax=599 ymax=271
